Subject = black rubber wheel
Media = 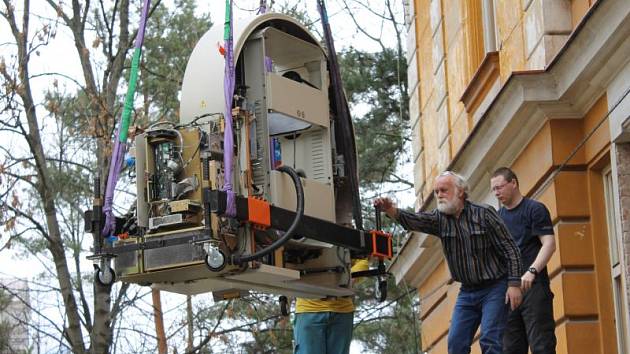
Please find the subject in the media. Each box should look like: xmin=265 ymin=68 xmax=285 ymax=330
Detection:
xmin=375 ymin=277 xmax=387 ymax=302
xmin=279 ymin=295 xmax=289 ymax=316
xmin=204 ymin=249 xmax=226 ymax=272
xmin=95 ymin=265 xmax=116 ymax=286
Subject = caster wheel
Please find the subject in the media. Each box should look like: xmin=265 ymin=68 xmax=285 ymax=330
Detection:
xmin=279 ymin=295 xmax=289 ymax=316
xmin=374 ymin=277 xmax=387 ymax=302
xmin=95 ymin=265 xmax=116 ymax=286
xmin=205 ymin=248 xmax=226 ymax=272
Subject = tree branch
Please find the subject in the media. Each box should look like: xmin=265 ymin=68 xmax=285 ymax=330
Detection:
xmin=0 ymin=282 xmax=72 ymax=351
xmin=384 ymin=173 xmax=413 ymax=187
xmin=140 ymin=63 xmax=182 ymax=85
xmin=29 ymin=72 xmax=87 ymax=90
xmin=1 ymin=203 xmax=51 ymax=243
xmin=69 ymin=223 xmax=93 ymax=334
xmin=186 ymin=300 xmax=232 ymax=354
xmin=110 ymin=282 xmax=131 ymax=321
xmin=339 ymin=0 xmax=386 ymax=52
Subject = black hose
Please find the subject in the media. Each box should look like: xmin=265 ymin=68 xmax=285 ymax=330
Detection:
xmin=232 ymin=165 xmax=305 ymax=265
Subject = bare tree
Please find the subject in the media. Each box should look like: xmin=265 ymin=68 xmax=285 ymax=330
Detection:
xmin=0 ymin=0 xmax=220 ymax=350
xmin=0 ymin=0 xmax=154 ymax=352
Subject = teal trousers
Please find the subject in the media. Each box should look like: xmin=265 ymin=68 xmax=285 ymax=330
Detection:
xmin=293 ymin=312 xmax=354 ymax=354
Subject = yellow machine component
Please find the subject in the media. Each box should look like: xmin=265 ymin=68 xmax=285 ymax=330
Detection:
xmin=168 ymin=200 xmax=201 ymax=213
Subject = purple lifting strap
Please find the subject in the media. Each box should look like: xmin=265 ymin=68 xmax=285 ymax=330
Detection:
xmin=102 ymin=0 xmax=151 ymax=236
xmin=223 ymin=0 xmax=237 ymax=217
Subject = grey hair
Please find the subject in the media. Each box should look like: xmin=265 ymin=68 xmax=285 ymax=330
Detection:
xmin=436 ymin=170 xmax=469 ymax=199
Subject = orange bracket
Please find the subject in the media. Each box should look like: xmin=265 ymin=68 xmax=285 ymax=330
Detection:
xmin=370 ymin=230 xmax=393 ymax=259
xmin=247 ymin=196 xmax=271 ymax=229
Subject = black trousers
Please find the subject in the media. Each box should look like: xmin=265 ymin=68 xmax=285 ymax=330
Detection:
xmin=503 ymin=281 xmax=557 ymax=354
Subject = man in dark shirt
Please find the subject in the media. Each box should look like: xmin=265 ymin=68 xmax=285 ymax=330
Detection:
xmin=375 ymin=171 xmax=523 ymax=354
xmin=490 ymin=167 xmax=557 ymax=354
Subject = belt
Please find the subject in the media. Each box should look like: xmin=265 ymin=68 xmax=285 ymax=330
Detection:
xmin=460 ymin=277 xmax=506 ymax=291
xmin=319 ymin=295 xmax=352 ymax=301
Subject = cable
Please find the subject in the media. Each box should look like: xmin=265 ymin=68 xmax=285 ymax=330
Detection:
xmin=176 ymin=112 xmax=222 ymax=129
xmin=146 ymin=126 xmax=185 ymax=169
xmin=233 ymin=0 xmax=259 ymax=12
xmin=231 ymin=165 xmax=304 ymax=264
xmin=147 ymin=121 xmax=176 ymax=131
xmin=402 ymin=279 xmax=420 ymax=354
xmin=180 ymin=141 xmax=201 ymax=171
xmin=534 ymin=85 xmax=630 ymax=196
xmin=292 ymin=132 xmax=297 ymax=169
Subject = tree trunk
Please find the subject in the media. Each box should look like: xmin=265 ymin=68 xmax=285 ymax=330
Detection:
xmin=152 ymin=289 xmax=167 ymax=354
xmin=4 ymin=0 xmax=88 ymax=351
xmin=187 ymin=295 xmax=193 ymax=351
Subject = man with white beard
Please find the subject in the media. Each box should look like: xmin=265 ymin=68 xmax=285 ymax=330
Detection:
xmin=374 ymin=171 xmax=523 ymax=354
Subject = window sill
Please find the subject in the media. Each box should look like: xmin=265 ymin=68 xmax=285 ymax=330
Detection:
xmin=460 ymin=51 xmax=499 ymax=115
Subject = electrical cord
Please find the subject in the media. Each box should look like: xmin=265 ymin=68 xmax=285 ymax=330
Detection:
xmin=231 ymin=165 xmax=304 ymax=265
xmin=533 ymin=85 xmax=630 ymax=197
xmin=147 ymin=121 xmax=176 ymax=130
xmin=402 ymin=279 xmax=420 ymax=354
xmin=146 ymin=124 xmax=185 ymax=166
xmin=176 ymin=112 xmax=222 ymax=129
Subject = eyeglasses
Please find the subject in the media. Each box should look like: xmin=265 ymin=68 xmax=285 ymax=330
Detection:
xmin=491 ymin=182 xmax=509 ymax=192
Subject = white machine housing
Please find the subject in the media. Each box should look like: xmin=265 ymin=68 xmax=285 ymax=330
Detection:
xmin=180 ymin=14 xmax=336 ymax=224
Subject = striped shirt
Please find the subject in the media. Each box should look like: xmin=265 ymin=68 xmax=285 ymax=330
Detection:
xmin=396 ymin=201 xmax=523 ymax=288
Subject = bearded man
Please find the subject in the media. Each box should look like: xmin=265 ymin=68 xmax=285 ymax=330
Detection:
xmin=374 ymin=171 xmax=523 ymax=354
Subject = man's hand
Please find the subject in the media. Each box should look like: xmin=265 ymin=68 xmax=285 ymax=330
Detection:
xmin=505 ymin=286 xmax=522 ymax=311
xmin=521 ymin=271 xmax=535 ymax=292
xmin=373 ymin=197 xmax=398 ymax=219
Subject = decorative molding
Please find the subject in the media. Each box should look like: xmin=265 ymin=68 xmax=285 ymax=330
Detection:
xmin=388 ymin=230 xmax=445 ymax=288
xmin=460 ymin=51 xmax=500 ymax=114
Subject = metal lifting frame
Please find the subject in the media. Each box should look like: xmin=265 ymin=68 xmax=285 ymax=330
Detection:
xmin=89 ymin=189 xmax=393 ymax=265
xmin=208 ymin=190 xmax=393 ymax=259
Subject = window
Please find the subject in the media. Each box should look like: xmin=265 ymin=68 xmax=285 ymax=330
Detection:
xmin=465 ymin=0 xmax=498 ymax=76
xmin=465 ymin=0 xmax=484 ymax=75
xmin=481 ymin=0 xmax=497 ymax=52
xmin=603 ymin=168 xmax=629 ymax=354
xmin=461 ymin=0 xmax=501 ymax=115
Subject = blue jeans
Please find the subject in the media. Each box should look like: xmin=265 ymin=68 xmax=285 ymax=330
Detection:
xmin=448 ymin=280 xmax=509 ymax=354
xmin=293 ymin=312 xmax=354 ymax=354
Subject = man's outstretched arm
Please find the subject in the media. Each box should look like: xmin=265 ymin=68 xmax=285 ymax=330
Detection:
xmin=373 ymin=197 xmax=440 ymax=236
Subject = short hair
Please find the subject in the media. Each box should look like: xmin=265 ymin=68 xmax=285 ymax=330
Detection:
xmin=492 ymin=167 xmax=519 ymax=186
xmin=436 ymin=170 xmax=469 ymax=199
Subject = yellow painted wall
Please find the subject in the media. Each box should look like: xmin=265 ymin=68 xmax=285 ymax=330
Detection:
xmin=571 ymin=0 xmax=598 ymax=29
xmin=412 ymin=0 xmax=597 ymax=201
xmin=410 ymin=0 xmax=611 ymax=351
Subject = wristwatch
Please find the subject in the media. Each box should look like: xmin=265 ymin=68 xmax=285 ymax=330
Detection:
xmin=528 ymin=267 xmax=538 ymax=275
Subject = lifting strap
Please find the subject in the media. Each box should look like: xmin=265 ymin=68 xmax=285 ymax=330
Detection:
xmin=222 ymin=0 xmax=237 ymax=217
xmin=317 ymin=0 xmax=363 ymax=229
xmin=102 ymin=0 xmax=151 ymax=236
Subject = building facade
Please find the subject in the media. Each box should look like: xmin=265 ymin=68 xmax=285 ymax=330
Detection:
xmin=394 ymin=0 xmax=630 ymax=353
xmin=0 ymin=279 xmax=31 ymax=353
